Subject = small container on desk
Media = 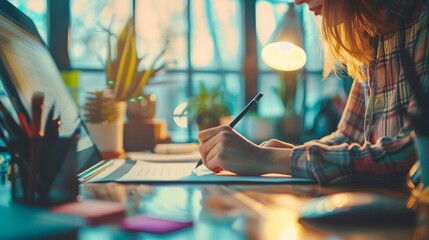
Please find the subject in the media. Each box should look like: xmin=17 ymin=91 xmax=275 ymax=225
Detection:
xmin=124 ymin=118 xmax=170 ymax=151
xmin=8 ymin=135 xmax=79 ymax=206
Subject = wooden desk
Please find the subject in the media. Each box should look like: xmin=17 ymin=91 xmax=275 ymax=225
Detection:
xmin=78 ymin=183 xmax=427 ymax=240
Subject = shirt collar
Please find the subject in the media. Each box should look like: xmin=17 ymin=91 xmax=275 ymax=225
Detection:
xmin=376 ymin=0 xmax=419 ymax=21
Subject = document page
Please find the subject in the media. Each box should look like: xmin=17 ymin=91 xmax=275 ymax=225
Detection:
xmin=125 ymin=151 xmax=200 ymax=163
xmin=121 ymin=161 xmax=195 ymax=180
xmin=87 ymin=159 xmax=313 ymax=184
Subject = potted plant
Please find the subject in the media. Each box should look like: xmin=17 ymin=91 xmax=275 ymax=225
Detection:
xmin=103 ymin=19 xmax=165 ymax=102
xmin=83 ymin=19 xmax=165 ymax=156
xmin=186 ymin=83 xmax=230 ymax=130
xmin=83 ymin=90 xmax=126 ymax=155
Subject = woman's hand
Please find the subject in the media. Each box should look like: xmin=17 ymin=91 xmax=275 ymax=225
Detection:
xmin=197 ymin=126 xmax=291 ymax=175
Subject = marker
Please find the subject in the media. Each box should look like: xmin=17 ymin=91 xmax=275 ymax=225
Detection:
xmin=18 ymin=113 xmax=33 ymax=137
xmin=194 ymin=92 xmax=264 ymax=169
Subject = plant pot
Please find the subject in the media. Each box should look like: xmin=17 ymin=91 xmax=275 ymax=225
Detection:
xmin=86 ymin=101 xmax=126 ymax=157
xmin=126 ymin=94 xmax=156 ymax=120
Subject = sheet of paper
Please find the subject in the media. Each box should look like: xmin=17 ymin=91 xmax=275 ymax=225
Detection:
xmin=126 ymin=151 xmax=201 ymax=162
xmin=87 ymin=159 xmax=313 ymax=184
xmin=120 ymin=162 xmax=195 ymax=180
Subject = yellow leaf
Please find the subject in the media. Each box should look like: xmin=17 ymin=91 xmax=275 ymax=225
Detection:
xmin=106 ymin=34 xmax=113 ymax=84
xmin=125 ymin=49 xmax=166 ymax=98
xmin=129 ymin=69 xmax=152 ymax=99
xmin=116 ymin=20 xmax=131 ymax=60
xmin=114 ymin=22 xmax=138 ymax=100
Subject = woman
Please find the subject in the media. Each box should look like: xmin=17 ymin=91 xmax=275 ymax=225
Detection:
xmin=198 ymin=0 xmax=429 ymax=184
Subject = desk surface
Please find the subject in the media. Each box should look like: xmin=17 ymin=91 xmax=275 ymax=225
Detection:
xmin=1 ymin=181 xmax=428 ymax=240
xmin=78 ymin=183 xmax=425 ymax=240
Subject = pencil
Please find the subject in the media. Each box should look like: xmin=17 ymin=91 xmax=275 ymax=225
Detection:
xmin=31 ymin=92 xmax=44 ymax=137
xmin=27 ymin=92 xmax=45 ymax=202
xmin=194 ymin=92 xmax=263 ymax=169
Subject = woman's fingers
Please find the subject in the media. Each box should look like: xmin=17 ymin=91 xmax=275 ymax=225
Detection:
xmin=199 ymin=128 xmax=236 ymax=172
xmin=199 ymin=132 xmax=220 ymax=164
xmin=199 ymin=126 xmax=234 ymax=163
xmin=205 ymin=154 xmax=223 ymax=173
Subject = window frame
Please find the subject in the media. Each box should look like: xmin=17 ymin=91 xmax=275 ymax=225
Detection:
xmin=47 ymin=0 xmax=260 ymax=142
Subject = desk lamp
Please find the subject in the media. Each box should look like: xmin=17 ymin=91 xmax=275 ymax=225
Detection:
xmin=261 ymin=3 xmax=306 ymax=71
xmin=261 ymin=3 xmax=306 ymax=138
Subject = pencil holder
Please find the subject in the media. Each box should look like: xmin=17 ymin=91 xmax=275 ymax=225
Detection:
xmin=9 ymin=136 xmax=79 ymax=206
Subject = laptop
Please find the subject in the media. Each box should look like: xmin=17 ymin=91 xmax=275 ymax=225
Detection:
xmin=0 ymin=1 xmax=102 ymax=177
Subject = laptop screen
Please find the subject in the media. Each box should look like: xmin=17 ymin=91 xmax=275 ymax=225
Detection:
xmin=0 ymin=2 xmax=102 ymax=173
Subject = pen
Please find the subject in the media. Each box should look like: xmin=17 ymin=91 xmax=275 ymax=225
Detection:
xmin=194 ymin=92 xmax=264 ymax=169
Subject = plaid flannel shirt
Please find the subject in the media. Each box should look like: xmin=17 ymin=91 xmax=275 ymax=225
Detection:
xmin=291 ymin=0 xmax=429 ymax=184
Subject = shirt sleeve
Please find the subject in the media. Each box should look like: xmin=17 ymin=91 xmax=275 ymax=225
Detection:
xmin=290 ymin=76 xmax=417 ymax=185
xmin=290 ymin=128 xmax=417 ymax=185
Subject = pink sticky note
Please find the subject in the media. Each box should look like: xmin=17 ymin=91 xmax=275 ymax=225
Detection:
xmin=52 ymin=200 xmax=126 ymax=225
xmin=121 ymin=215 xmax=193 ymax=234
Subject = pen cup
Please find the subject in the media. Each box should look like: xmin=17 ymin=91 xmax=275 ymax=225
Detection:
xmin=9 ymin=136 xmax=79 ymax=206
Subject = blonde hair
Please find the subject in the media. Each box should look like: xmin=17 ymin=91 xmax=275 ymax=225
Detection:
xmin=321 ymin=0 xmax=392 ymax=82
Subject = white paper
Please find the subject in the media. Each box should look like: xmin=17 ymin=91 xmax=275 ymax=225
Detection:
xmin=120 ymin=161 xmax=196 ymax=181
xmin=126 ymin=151 xmax=201 ymax=162
xmin=87 ymin=159 xmax=313 ymax=184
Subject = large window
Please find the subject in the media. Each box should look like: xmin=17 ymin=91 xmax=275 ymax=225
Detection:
xmin=7 ymin=0 xmax=343 ymax=142
xmin=70 ymin=0 xmax=133 ymax=69
xmin=69 ymin=0 xmax=245 ymax=142
xmin=8 ymin=0 xmax=47 ymax=43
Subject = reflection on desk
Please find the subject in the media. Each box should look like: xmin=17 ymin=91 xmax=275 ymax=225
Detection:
xmin=2 ymin=179 xmax=428 ymax=239
xmin=0 ymin=204 xmax=81 ymax=239
xmin=79 ymin=183 xmax=428 ymax=240
xmin=227 ymin=184 xmax=422 ymax=240
xmin=80 ymin=183 xmax=249 ymax=239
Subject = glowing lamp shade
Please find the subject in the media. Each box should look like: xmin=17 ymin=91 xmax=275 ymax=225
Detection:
xmin=262 ymin=42 xmax=307 ymax=71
